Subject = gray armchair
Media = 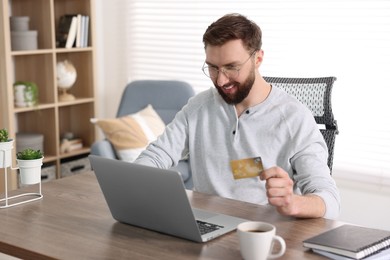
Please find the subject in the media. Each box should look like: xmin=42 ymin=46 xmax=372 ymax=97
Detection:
xmin=91 ymin=80 xmax=195 ymax=189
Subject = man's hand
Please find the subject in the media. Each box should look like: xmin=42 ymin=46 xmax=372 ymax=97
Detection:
xmin=259 ymin=166 xmax=325 ymax=218
xmin=259 ymin=166 xmax=296 ymax=215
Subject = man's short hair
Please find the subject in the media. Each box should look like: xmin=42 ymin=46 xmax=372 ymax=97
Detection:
xmin=203 ymin=13 xmax=262 ymax=53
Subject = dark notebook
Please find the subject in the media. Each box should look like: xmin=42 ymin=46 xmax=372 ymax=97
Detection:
xmin=303 ymin=224 xmax=390 ymax=260
xmin=56 ymin=14 xmax=77 ymax=47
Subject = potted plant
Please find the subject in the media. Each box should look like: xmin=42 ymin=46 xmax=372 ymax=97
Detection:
xmin=16 ymin=148 xmax=44 ymax=185
xmin=13 ymin=81 xmax=39 ymax=107
xmin=0 ymin=128 xmax=14 ymax=168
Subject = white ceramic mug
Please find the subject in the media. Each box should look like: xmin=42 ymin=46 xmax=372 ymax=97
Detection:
xmin=237 ymin=221 xmax=286 ymax=260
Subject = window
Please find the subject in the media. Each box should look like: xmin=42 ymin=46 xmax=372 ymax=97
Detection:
xmin=105 ymin=0 xmax=390 ymax=182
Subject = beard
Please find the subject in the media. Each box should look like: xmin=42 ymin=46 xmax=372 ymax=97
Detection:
xmin=214 ymin=69 xmax=255 ymax=105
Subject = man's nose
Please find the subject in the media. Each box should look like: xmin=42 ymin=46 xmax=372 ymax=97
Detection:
xmin=216 ymin=69 xmax=230 ymax=87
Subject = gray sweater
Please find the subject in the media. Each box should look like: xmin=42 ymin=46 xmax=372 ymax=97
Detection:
xmin=135 ymin=86 xmax=340 ymax=219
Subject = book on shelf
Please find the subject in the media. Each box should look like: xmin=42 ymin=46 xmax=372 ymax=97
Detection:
xmin=78 ymin=15 xmax=90 ymax=47
xmin=303 ymin=224 xmax=390 ymax=260
xmin=76 ymin=14 xmax=83 ymax=48
xmin=56 ymin=14 xmax=76 ymax=47
xmin=65 ymin=16 xmax=78 ymax=48
xmin=57 ymin=14 xmax=90 ymax=48
xmin=83 ymin=15 xmax=90 ymax=47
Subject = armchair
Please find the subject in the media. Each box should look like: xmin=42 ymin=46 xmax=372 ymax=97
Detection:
xmin=91 ymin=80 xmax=195 ymax=188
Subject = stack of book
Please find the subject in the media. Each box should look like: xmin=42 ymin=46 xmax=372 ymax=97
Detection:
xmin=303 ymin=224 xmax=390 ymax=260
xmin=60 ymin=138 xmax=83 ymax=154
xmin=56 ymin=14 xmax=90 ymax=48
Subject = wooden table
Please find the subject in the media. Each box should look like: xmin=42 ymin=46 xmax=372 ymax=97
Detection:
xmin=0 ymin=171 xmax=341 ymax=259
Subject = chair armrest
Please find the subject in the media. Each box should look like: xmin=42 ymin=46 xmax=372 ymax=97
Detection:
xmin=90 ymin=140 xmax=117 ymax=159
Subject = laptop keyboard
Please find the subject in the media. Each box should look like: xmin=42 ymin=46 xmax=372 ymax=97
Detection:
xmin=196 ymin=220 xmax=224 ymax=235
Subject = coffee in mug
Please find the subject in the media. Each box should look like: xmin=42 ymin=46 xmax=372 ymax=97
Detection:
xmin=237 ymin=221 xmax=286 ymax=260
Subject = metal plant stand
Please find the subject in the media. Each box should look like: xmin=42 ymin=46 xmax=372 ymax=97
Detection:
xmin=0 ymin=147 xmax=43 ymax=209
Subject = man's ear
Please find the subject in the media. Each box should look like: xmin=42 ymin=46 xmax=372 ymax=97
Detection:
xmin=255 ymin=50 xmax=264 ymax=67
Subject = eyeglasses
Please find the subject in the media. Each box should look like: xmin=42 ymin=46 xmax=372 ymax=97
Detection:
xmin=202 ymin=51 xmax=257 ymax=80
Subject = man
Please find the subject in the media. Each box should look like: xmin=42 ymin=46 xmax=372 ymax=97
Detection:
xmin=135 ymin=13 xmax=340 ymax=219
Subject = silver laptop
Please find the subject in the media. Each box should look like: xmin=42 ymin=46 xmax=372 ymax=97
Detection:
xmin=89 ymin=155 xmax=248 ymax=242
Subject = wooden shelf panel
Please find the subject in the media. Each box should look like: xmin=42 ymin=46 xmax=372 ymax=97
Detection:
xmin=43 ymin=155 xmax=58 ymax=164
xmin=11 ymin=49 xmax=55 ymax=56
xmin=14 ymin=103 xmax=56 ymax=113
xmin=57 ymin=97 xmax=94 ymax=107
xmin=59 ymin=147 xmax=91 ymax=159
xmin=11 ymin=48 xmax=94 ymax=56
xmin=54 ymin=0 xmax=93 ymax=18
xmin=56 ymin=47 xmax=93 ymax=53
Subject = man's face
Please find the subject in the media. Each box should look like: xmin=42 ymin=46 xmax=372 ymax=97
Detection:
xmin=204 ymin=40 xmax=256 ymax=105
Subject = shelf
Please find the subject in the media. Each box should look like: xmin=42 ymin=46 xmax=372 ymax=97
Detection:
xmin=56 ymin=47 xmax=93 ymax=53
xmin=1 ymin=0 xmax=97 ymax=189
xmin=14 ymin=103 xmax=56 ymax=113
xmin=43 ymin=155 xmax=58 ymax=164
xmin=11 ymin=49 xmax=55 ymax=56
xmin=57 ymin=97 xmax=95 ymax=107
xmin=11 ymin=47 xmax=94 ymax=56
xmin=59 ymin=148 xmax=91 ymax=159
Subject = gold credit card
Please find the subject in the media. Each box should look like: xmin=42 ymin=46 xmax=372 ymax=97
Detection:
xmin=230 ymin=157 xmax=264 ymax=180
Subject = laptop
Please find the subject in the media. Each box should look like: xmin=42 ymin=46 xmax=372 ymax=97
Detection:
xmin=89 ymin=155 xmax=248 ymax=242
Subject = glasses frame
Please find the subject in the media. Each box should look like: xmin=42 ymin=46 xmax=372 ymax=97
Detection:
xmin=202 ymin=50 xmax=257 ymax=80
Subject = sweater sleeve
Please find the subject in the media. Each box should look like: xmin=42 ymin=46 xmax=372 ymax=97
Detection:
xmin=286 ymin=102 xmax=341 ymax=219
xmin=134 ymin=102 xmax=191 ymax=169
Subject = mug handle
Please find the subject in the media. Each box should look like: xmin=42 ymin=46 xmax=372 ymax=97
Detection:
xmin=268 ymin=235 xmax=286 ymax=259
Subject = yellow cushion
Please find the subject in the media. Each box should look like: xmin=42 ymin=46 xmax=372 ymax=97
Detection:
xmin=92 ymin=104 xmax=165 ymax=162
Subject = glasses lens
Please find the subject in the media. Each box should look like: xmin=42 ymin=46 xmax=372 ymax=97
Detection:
xmin=202 ymin=66 xmax=209 ymax=77
xmin=202 ymin=66 xmax=214 ymax=78
xmin=225 ymin=69 xmax=239 ymax=79
xmin=202 ymin=65 xmax=240 ymax=79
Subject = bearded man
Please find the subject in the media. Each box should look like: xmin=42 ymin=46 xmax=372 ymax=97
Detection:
xmin=135 ymin=13 xmax=340 ymax=219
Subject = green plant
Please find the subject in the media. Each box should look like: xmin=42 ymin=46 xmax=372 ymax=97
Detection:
xmin=13 ymin=81 xmax=39 ymax=106
xmin=0 ymin=129 xmax=9 ymax=142
xmin=16 ymin=148 xmax=43 ymax=160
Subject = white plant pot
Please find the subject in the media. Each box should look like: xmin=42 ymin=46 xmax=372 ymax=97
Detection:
xmin=14 ymin=84 xmax=37 ymax=107
xmin=0 ymin=140 xmax=14 ymax=168
xmin=17 ymin=157 xmax=43 ymax=185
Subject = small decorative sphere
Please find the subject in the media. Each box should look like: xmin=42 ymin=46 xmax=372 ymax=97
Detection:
xmin=56 ymin=60 xmax=77 ymax=89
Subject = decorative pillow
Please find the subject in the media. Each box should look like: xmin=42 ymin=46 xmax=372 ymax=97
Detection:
xmin=91 ymin=104 xmax=165 ymax=162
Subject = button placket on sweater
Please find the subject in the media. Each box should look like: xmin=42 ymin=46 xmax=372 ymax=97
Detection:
xmin=231 ymin=109 xmax=251 ymax=141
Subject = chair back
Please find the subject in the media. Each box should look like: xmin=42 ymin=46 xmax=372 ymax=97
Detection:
xmin=264 ymin=76 xmax=338 ymax=173
xmin=117 ymin=80 xmax=195 ymax=124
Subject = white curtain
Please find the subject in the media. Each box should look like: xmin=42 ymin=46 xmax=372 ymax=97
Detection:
xmin=109 ymin=0 xmax=390 ymax=182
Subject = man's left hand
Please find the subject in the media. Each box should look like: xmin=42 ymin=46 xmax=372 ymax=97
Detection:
xmin=259 ymin=166 xmax=297 ymax=216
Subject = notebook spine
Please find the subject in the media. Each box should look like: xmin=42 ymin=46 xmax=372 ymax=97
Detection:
xmin=360 ymin=237 xmax=390 ymax=259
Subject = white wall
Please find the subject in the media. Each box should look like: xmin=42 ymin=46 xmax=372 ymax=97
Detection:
xmin=334 ymin=174 xmax=390 ymax=231
xmin=94 ymin=0 xmax=390 ymax=230
xmin=95 ymin=0 xmax=131 ymax=119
